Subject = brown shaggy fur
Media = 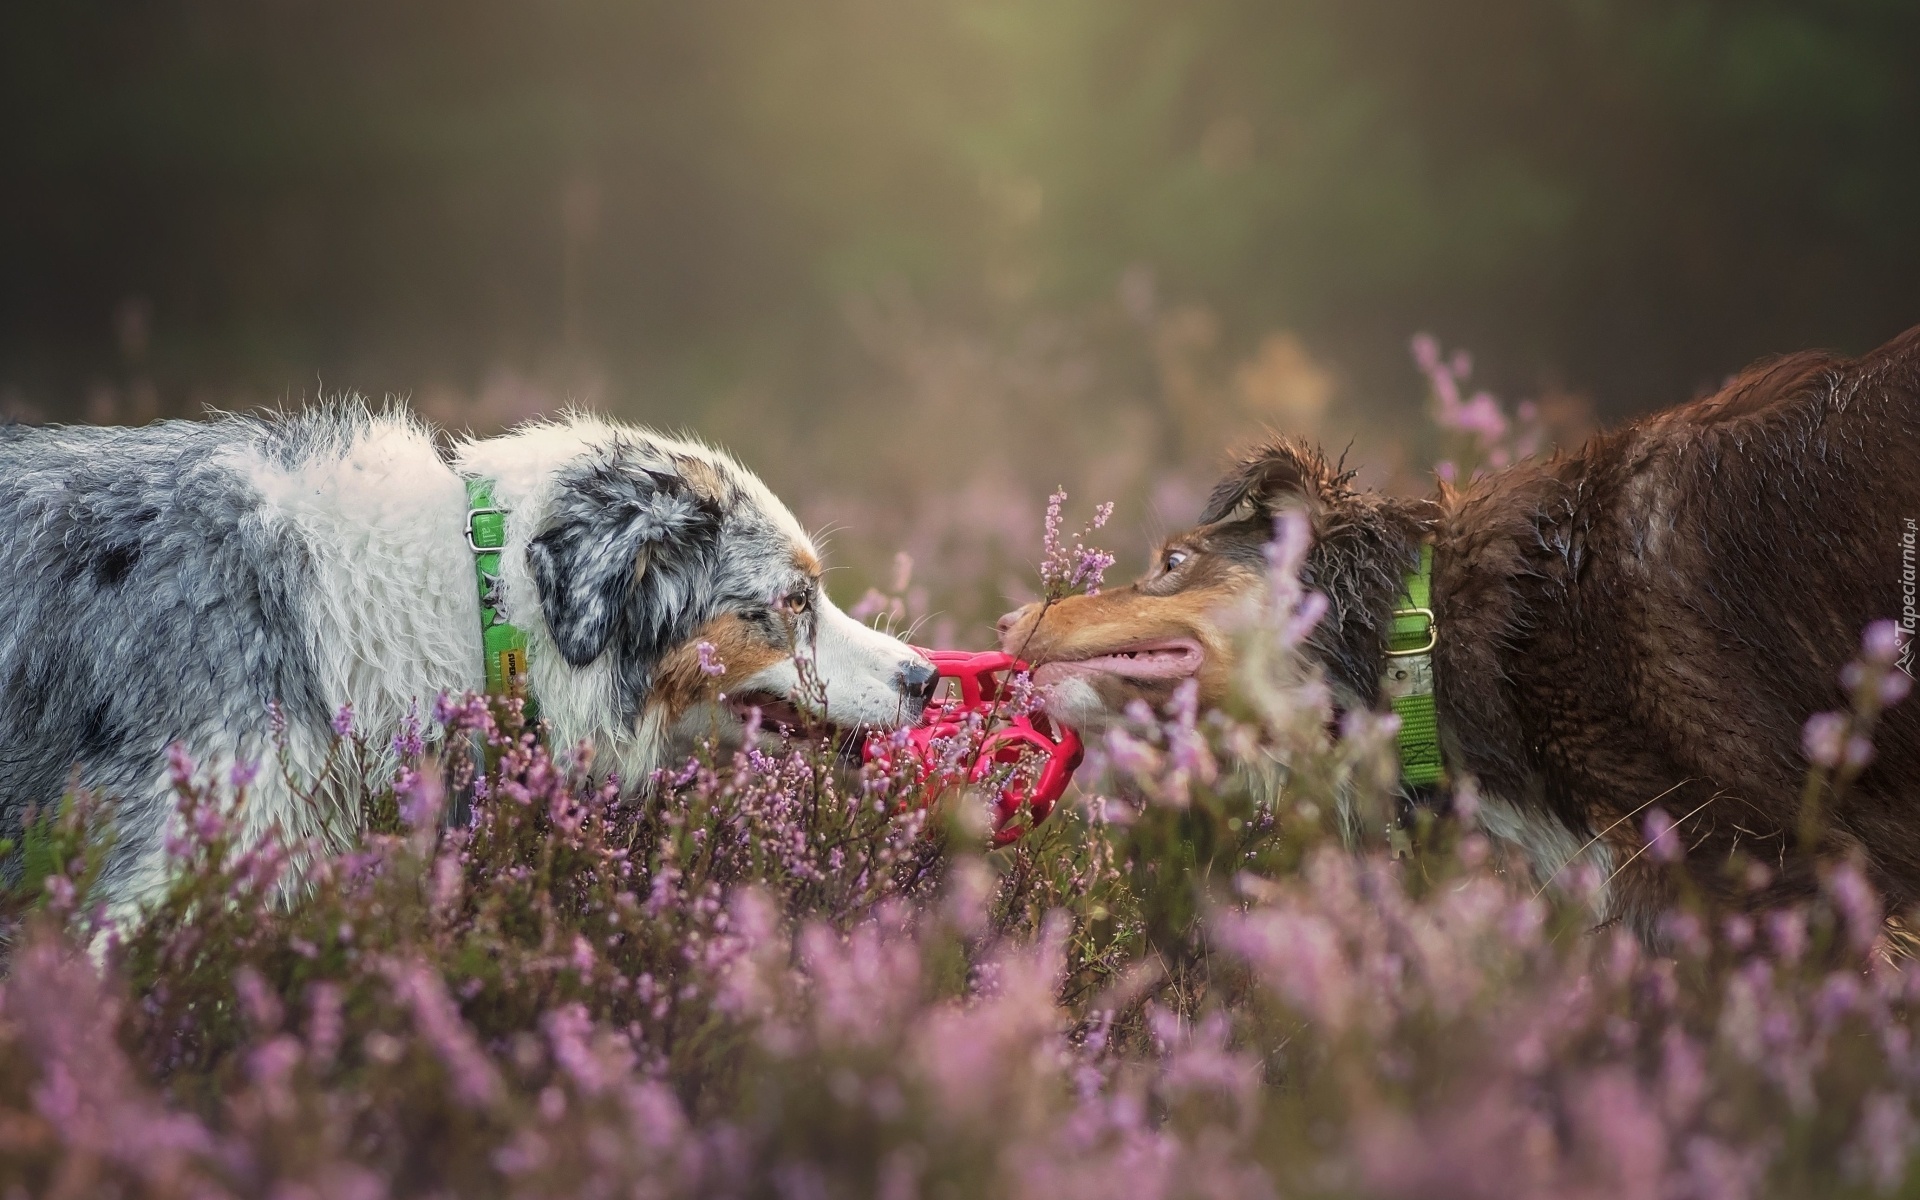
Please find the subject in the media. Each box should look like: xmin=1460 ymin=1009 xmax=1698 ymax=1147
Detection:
xmin=1003 ymin=324 xmax=1920 ymax=936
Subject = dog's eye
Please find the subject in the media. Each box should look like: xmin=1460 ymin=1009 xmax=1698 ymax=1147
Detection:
xmin=1162 ymin=549 xmax=1190 ymax=572
xmin=782 ymin=588 xmax=813 ymax=616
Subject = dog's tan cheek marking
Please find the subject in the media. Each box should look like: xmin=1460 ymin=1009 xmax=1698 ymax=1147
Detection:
xmin=1151 ymin=583 xmax=1244 ymax=710
xmin=792 ymin=546 xmax=821 ymax=578
xmin=646 ymin=614 xmax=789 ymax=722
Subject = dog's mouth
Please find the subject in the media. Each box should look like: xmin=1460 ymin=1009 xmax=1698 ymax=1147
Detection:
xmin=724 ymin=690 xmax=879 ymax=762
xmin=726 ymin=690 xmax=818 ymax=733
xmin=1030 ymin=638 xmax=1206 ymax=687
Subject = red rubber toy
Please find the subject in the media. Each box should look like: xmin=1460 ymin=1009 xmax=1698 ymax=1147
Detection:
xmin=863 ymin=650 xmax=1084 ymax=846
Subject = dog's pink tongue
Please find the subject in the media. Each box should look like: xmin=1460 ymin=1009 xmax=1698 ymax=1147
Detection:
xmin=1032 ymin=641 xmax=1204 ymax=686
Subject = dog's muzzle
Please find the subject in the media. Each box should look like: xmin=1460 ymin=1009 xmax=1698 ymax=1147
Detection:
xmin=896 ymin=658 xmax=940 ymax=717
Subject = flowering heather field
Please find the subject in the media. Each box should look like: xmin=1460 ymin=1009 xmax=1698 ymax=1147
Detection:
xmin=3 ymin=346 xmax=1920 ymax=1199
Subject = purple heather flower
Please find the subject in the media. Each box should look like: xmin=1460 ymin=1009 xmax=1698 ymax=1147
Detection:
xmin=1682 ymin=1135 xmax=1769 ymax=1200
xmin=379 ymin=958 xmax=503 ymax=1109
xmin=543 ymin=1003 xmax=631 ymax=1098
xmin=848 ymin=588 xmax=890 ymax=623
xmin=1803 ymin=711 xmax=1848 ymax=767
xmin=1658 ymin=909 xmax=1708 ymax=957
xmin=1283 ymin=590 xmax=1330 ymax=650
xmin=391 ymin=700 xmax=425 ymax=759
xmin=165 ymin=742 xmax=196 ymax=790
xmin=492 ymin=1129 xmax=550 ymax=1176
xmin=1864 ymin=619 xmax=1903 ymax=666
xmin=1571 ymin=1069 xmax=1668 ymax=1195
xmin=1643 ymin=807 xmax=1683 ymax=863
xmin=228 ymin=757 xmax=260 ymax=790
xmin=398 ymin=768 xmax=444 ymax=831
xmin=234 ymin=966 xmax=283 ymax=1032
xmin=1882 ymin=671 xmax=1913 ymax=707
xmin=1814 ymin=971 xmax=1863 ymax=1030
xmin=10 ymin=937 xmax=215 ymax=1167
xmin=1213 ymin=904 xmax=1354 ymax=1033
xmin=1851 ymin=1093 xmax=1916 ymax=1193
xmin=697 ymin=640 xmax=727 ymax=677
xmin=1268 ymin=508 xmax=1310 ymax=578
xmin=1661 ymin=1028 xmax=1707 ymax=1122
xmin=1410 ymin=332 xmax=1442 ymax=373
xmin=246 ymin=1035 xmax=302 ymax=1120
xmin=1101 ymin=728 xmax=1162 ymax=781
xmin=1827 ymin=861 xmax=1883 ymax=953
xmin=430 ymin=853 xmax=464 ymax=914
xmin=1847 ymin=735 xmax=1877 ymax=769
xmin=1767 ymin=908 xmax=1809 ymax=963
xmin=330 ymin=703 xmax=356 ymax=738
xmin=1042 ymin=488 xmax=1065 ymax=563
xmin=1069 ymin=545 xmax=1116 ymax=594
xmin=1413 ymin=335 xmax=1550 ymax=479
xmin=1039 ymin=488 xmax=1119 ymax=598
xmin=1444 ymin=392 xmax=1510 ymax=442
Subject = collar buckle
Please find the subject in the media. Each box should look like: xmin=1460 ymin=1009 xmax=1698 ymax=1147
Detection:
xmin=466 ymin=506 xmax=507 ymax=553
xmin=1387 ymin=606 xmax=1436 ymax=657
xmin=1383 ymin=543 xmax=1443 ymax=788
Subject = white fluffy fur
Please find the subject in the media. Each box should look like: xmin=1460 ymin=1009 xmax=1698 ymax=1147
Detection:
xmin=228 ymin=414 xmax=481 ymax=861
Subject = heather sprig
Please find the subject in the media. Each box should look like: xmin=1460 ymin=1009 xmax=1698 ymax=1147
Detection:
xmin=1412 ymin=331 xmax=1549 ymax=481
xmin=1039 ymin=488 xmax=1117 ymax=601
xmin=1799 ymin=620 xmax=1911 ymax=849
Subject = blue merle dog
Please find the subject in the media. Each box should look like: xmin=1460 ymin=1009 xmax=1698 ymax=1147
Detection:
xmin=0 ymin=406 xmax=936 ymax=920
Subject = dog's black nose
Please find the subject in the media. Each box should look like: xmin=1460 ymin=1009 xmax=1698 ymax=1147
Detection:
xmin=897 ymin=658 xmax=940 ymax=709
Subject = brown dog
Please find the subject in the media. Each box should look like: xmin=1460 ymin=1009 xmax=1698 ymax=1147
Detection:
xmin=1001 ymin=325 xmax=1920 ymax=935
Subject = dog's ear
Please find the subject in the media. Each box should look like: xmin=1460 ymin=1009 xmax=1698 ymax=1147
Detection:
xmin=1199 ymin=438 xmax=1339 ymax=526
xmin=527 ymin=461 xmax=723 ymax=667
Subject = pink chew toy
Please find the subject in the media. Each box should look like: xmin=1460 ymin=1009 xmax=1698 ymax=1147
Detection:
xmin=863 ymin=649 xmax=1084 ymax=846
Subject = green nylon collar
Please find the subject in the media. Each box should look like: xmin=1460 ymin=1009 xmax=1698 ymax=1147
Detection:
xmin=1382 ymin=543 xmax=1442 ymax=787
xmin=465 ymin=479 xmax=535 ymax=712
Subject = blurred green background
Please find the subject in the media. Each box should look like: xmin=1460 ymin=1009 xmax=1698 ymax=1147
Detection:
xmin=5 ymin=0 xmax=1919 ymax=633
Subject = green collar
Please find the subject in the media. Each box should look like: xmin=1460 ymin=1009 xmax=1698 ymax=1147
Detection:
xmin=465 ymin=479 xmax=535 ymax=710
xmin=1381 ymin=543 xmax=1442 ymax=786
